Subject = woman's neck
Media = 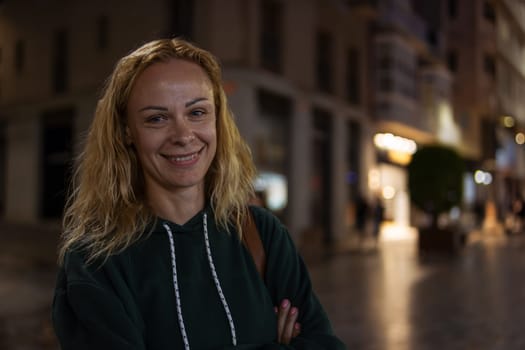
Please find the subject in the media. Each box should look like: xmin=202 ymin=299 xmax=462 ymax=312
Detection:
xmin=147 ymin=187 xmax=206 ymax=225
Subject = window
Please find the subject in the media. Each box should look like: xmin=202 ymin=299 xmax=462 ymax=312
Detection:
xmin=256 ymin=89 xmax=291 ymax=220
xmin=97 ymin=15 xmax=109 ymax=51
xmin=379 ymin=56 xmax=392 ymax=70
xmin=448 ymin=0 xmax=457 ymax=19
xmin=426 ymin=29 xmax=438 ymax=47
xmin=379 ymin=76 xmax=394 ymax=92
xmin=481 ymin=118 xmax=497 ymax=159
xmin=15 ymin=40 xmax=25 ymax=74
xmin=168 ymin=0 xmax=194 ymax=39
xmin=52 ymin=29 xmax=69 ymax=94
xmin=260 ymin=0 xmax=283 ymax=73
xmin=258 ymin=88 xmax=292 ymax=117
xmin=346 ymin=47 xmax=360 ymax=104
xmin=346 ymin=120 xmax=361 ymax=198
xmin=40 ymin=108 xmax=74 ymax=219
xmin=483 ymin=54 xmax=496 ymax=78
xmin=483 ymin=1 xmax=495 ymax=23
xmin=448 ymin=50 xmax=458 ymax=72
xmin=316 ymin=31 xmax=333 ymax=93
xmin=0 ymin=121 xmax=5 ymax=216
xmin=311 ymin=107 xmax=333 ymax=242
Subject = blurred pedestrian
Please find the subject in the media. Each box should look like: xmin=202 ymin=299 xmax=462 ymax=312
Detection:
xmin=51 ymin=37 xmax=345 ymax=349
xmin=509 ymin=196 xmax=525 ymax=235
xmin=371 ymin=196 xmax=385 ymax=248
xmin=354 ymin=194 xmax=369 ymax=247
xmin=473 ymin=199 xmax=485 ymax=230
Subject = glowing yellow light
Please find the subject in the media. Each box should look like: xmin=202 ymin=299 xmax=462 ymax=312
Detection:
xmin=503 ymin=115 xmax=515 ymax=128
xmin=516 ymin=132 xmax=525 ymax=144
xmin=369 ymin=169 xmax=381 ymax=191
xmin=437 ymin=102 xmax=460 ymax=145
xmin=380 ymin=221 xmax=417 ymax=241
xmin=382 ymin=186 xmax=396 ymax=199
xmin=474 ymin=170 xmax=485 ymax=184
xmin=474 ymin=170 xmax=492 ymax=185
xmin=387 ymin=150 xmax=412 ymax=165
xmin=374 ymin=133 xmax=417 ymax=154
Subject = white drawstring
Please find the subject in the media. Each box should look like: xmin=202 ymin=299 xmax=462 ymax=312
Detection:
xmin=163 ymin=212 xmax=237 ymax=349
xmin=203 ymin=213 xmax=237 ymax=346
xmin=164 ymin=222 xmax=190 ymax=350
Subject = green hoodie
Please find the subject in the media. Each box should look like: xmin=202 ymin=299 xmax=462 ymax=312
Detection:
xmin=52 ymin=205 xmax=346 ymax=349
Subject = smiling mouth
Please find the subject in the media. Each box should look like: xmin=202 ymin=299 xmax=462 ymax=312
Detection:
xmin=171 ymin=153 xmax=197 ymax=162
xmin=164 ymin=147 xmax=204 ymax=164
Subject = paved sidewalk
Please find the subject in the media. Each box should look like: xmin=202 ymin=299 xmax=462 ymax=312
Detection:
xmin=309 ymin=231 xmax=525 ymax=349
xmin=2 ymin=221 xmax=525 ymax=349
xmin=0 ymin=221 xmax=60 ymax=350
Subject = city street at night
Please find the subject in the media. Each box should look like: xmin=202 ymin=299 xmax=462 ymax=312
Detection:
xmin=3 ymin=223 xmax=525 ymax=349
xmin=2 ymin=0 xmax=525 ymax=349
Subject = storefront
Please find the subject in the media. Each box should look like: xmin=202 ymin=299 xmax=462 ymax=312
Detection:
xmin=252 ymin=89 xmax=292 ymax=224
xmin=370 ymin=132 xmax=417 ymax=240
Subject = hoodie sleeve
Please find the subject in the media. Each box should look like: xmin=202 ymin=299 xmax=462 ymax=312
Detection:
xmin=52 ymin=251 xmax=146 ymax=350
xmin=251 ymin=207 xmax=347 ymax=350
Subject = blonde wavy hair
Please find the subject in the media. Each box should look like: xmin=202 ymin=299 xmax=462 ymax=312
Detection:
xmin=59 ymin=38 xmax=256 ymax=264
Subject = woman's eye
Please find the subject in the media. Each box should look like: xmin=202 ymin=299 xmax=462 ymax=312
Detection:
xmin=146 ymin=115 xmax=166 ymax=123
xmin=190 ymin=109 xmax=206 ymax=118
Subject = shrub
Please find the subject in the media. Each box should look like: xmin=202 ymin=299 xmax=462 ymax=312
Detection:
xmin=407 ymin=144 xmax=465 ymax=227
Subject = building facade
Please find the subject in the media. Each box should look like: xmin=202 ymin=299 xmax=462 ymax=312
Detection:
xmin=348 ymin=0 xmax=464 ymax=235
xmin=444 ymin=0 xmax=499 ymax=219
xmin=0 ymin=0 xmax=374 ymax=248
xmin=443 ymin=0 xmax=525 ymax=223
xmin=493 ymin=0 xmax=525 ymax=216
xmin=4 ymin=0 xmax=511 ymax=244
xmin=0 ymin=0 xmax=171 ymax=223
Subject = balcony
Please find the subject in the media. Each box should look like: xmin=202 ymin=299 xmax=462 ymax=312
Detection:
xmin=347 ymin=0 xmax=426 ymax=44
xmin=378 ymin=1 xmax=426 ymax=43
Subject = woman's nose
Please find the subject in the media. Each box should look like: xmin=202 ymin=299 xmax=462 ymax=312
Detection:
xmin=169 ymin=119 xmax=195 ymax=144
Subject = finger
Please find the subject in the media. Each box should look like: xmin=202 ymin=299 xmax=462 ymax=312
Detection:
xmin=276 ymin=299 xmax=290 ymax=343
xmin=281 ymin=306 xmax=299 ymax=345
xmin=292 ymin=322 xmax=301 ymax=338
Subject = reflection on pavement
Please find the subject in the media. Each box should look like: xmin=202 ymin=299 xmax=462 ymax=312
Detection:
xmin=308 ymin=230 xmax=525 ymax=350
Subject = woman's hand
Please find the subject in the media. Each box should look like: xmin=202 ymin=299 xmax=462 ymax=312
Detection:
xmin=275 ymin=299 xmax=301 ymax=344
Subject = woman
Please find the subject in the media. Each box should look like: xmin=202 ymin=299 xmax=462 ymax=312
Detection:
xmin=52 ymin=37 xmax=345 ymax=349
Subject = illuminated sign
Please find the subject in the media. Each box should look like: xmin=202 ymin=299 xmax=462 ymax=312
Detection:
xmin=374 ymin=133 xmax=417 ymax=165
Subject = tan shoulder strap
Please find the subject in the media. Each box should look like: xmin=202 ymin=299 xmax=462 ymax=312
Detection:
xmin=242 ymin=209 xmax=266 ymax=278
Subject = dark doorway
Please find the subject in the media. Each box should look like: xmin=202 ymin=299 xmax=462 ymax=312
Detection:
xmin=0 ymin=121 xmax=5 ymax=217
xmin=311 ymin=107 xmax=333 ymax=245
xmin=167 ymin=0 xmax=194 ymax=39
xmin=40 ymin=108 xmax=74 ymax=219
xmin=347 ymin=120 xmax=362 ymax=199
xmin=256 ymin=89 xmax=292 ymax=224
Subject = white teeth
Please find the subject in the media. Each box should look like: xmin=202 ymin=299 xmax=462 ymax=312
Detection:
xmin=173 ymin=153 xmax=196 ymax=162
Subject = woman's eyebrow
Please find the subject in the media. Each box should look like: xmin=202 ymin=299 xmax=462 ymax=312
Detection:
xmin=185 ymin=97 xmax=209 ymax=107
xmin=137 ymin=98 xmax=210 ymax=112
xmin=138 ymin=105 xmax=168 ymax=112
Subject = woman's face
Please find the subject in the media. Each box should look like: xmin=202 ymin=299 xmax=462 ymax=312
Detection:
xmin=126 ymin=58 xmax=217 ymax=200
